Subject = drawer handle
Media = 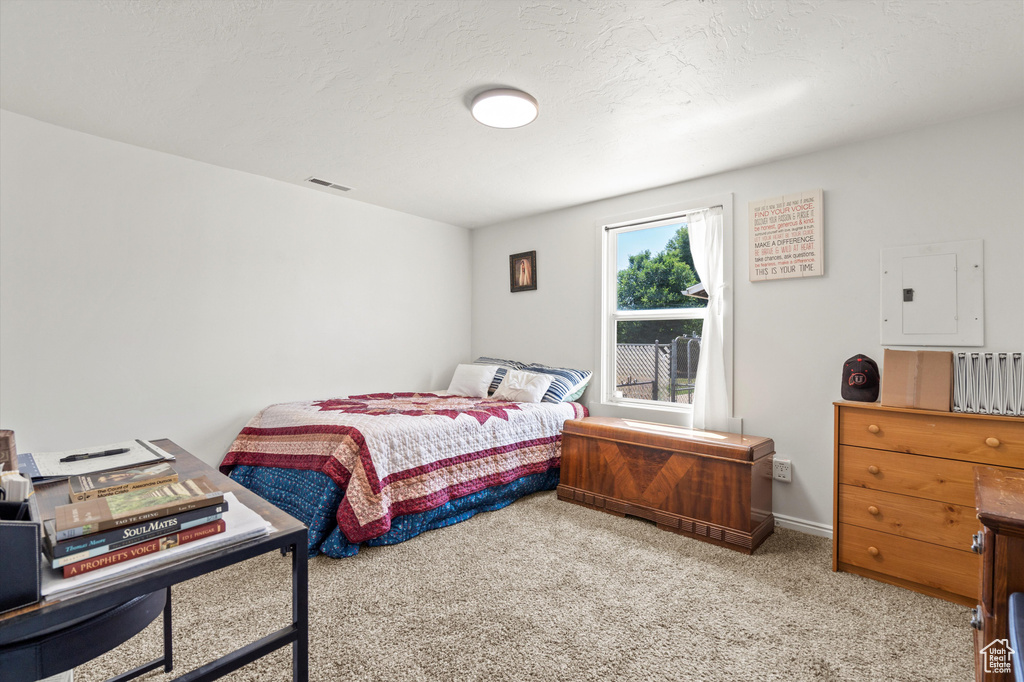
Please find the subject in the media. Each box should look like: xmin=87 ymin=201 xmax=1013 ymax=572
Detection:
xmin=971 ymin=532 xmax=984 ymax=554
xmin=867 ymin=465 xmax=880 ymax=475
xmin=985 ymin=437 xmax=1000 ymax=448
xmin=867 ymin=506 xmax=879 ymax=516
xmin=970 ymin=606 xmax=983 ymax=630
xmin=867 ymin=546 xmax=879 ymax=557
xmin=867 ymin=424 xmax=880 ymax=434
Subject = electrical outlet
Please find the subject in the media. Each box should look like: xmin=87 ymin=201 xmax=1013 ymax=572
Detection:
xmin=773 ymin=458 xmax=792 ymax=482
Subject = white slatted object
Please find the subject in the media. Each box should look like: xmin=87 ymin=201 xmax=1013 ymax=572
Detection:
xmin=954 ymin=353 xmax=1023 ymax=416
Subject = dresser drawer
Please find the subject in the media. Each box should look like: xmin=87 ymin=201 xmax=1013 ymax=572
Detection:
xmin=837 ymin=523 xmax=979 ymax=599
xmin=838 ymin=484 xmax=979 ymax=549
xmin=838 ymin=445 xmax=977 ymax=506
xmin=838 ymin=407 xmax=1024 ymax=468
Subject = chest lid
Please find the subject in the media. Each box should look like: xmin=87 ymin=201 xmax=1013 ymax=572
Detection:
xmin=562 ymin=417 xmax=774 ymax=462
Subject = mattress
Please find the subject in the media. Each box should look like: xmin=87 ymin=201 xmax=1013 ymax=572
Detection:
xmin=220 ymin=392 xmax=586 ymax=556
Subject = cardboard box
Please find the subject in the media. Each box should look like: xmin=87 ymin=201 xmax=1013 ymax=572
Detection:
xmin=880 ymin=349 xmax=953 ymax=412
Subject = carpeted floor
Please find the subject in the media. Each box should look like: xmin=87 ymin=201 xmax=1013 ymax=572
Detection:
xmin=75 ymin=491 xmax=973 ymax=681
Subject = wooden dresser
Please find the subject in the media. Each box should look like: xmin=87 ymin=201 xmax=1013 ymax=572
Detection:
xmin=973 ymin=466 xmax=1024 ymax=682
xmin=832 ymin=402 xmax=1024 ymax=607
xmin=557 ymin=417 xmax=775 ymax=554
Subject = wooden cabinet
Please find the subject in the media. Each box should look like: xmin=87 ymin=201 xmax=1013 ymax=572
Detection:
xmin=557 ymin=417 xmax=775 ymax=554
xmin=833 ymin=402 xmax=1024 ymax=607
xmin=972 ymin=466 xmax=1024 ymax=682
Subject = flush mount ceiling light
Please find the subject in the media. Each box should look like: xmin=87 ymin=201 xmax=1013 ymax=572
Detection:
xmin=470 ymin=89 xmax=539 ymax=129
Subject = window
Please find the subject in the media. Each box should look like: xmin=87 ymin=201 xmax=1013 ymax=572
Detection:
xmin=599 ymin=197 xmax=731 ymax=415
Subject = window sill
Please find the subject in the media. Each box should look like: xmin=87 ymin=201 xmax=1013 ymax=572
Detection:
xmin=589 ymin=397 xmax=695 ymax=427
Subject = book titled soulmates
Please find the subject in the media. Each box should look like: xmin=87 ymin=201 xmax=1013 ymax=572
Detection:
xmin=62 ymin=519 xmax=227 ymax=577
xmin=45 ymin=501 xmax=229 ymax=566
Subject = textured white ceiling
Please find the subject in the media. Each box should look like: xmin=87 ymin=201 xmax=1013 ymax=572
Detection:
xmin=2 ymin=0 xmax=1022 ymax=228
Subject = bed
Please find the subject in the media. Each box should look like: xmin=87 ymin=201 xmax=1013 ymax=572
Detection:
xmin=219 ymin=359 xmax=591 ymax=557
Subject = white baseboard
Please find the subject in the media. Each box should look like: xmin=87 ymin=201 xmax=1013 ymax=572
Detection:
xmin=774 ymin=513 xmax=833 ymax=539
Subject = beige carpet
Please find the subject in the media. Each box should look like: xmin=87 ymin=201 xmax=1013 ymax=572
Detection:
xmin=75 ymin=491 xmax=973 ymax=681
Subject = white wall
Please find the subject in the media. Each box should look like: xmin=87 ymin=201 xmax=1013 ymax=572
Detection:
xmin=0 ymin=110 xmax=472 ymax=466
xmin=470 ymin=106 xmax=1024 ymax=532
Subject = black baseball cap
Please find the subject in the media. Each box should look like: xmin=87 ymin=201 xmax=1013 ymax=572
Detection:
xmin=842 ymin=355 xmax=879 ymax=402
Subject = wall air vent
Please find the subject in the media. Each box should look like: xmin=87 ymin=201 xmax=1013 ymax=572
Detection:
xmin=305 ymin=177 xmax=352 ymax=192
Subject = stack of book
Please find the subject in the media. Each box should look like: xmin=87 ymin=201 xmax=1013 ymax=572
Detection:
xmin=44 ymin=463 xmax=227 ymax=577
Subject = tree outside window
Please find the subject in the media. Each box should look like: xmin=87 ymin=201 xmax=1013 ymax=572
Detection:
xmin=606 ymin=217 xmax=707 ymax=405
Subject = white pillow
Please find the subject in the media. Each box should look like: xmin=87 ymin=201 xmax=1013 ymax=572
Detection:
xmin=447 ymin=364 xmax=499 ymax=398
xmin=492 ymin=370 xmax=554 ymax=403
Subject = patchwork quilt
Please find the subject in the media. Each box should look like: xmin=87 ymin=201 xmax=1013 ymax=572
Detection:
xmin=220 ymin=393 xmax=586 ymax=552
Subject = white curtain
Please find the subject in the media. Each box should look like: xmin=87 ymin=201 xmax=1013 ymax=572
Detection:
xmin=689 ymin=206 xmax=730 ymax=431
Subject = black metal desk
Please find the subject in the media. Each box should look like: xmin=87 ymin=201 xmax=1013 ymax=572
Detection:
xmin=0 ymin=440 xmax=309 ymax=682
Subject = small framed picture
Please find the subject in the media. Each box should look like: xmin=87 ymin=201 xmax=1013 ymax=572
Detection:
xmin=509 ymin=251 xmax=537 ymax=292
xmin=0 ymin=430 xmax=15 ymax=472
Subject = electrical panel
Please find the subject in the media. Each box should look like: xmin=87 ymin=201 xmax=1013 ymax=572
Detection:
xmin=880 ymin=240 xmax=983 ymax=346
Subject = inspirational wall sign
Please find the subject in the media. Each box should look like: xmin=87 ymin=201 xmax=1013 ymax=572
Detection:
xmin=749 ymin=189 xmax=823 ymax=281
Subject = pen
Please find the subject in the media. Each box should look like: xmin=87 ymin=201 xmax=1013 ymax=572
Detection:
xmin=59 ymin=447 xmax=130 ymax=463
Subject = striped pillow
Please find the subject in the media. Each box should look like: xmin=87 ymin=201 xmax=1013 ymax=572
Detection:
xmin=524 ymin=362 xmax=592 ymax=403
xmin=474 ymin=357 xmax=592 ymax=403
xmin=473 ymin=357 xmax=526 ymax=394
xmin=563 ymin=383 xmax=589 ymax=402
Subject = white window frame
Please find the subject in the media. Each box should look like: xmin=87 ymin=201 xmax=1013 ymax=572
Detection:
xmin=596 ymin=194 xmax=734 ymax=423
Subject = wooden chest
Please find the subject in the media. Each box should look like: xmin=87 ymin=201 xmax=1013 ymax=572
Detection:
xmin=832 ymin=402 xmax=1024 ymax=607
xmin=557 ymin=417 xmax=775 ymax=553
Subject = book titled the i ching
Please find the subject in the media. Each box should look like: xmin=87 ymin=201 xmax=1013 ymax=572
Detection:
xmin=68 ymin=462 xmax=179 ymax=502
xmin=54 ymin=476 xmax=223 ymax=541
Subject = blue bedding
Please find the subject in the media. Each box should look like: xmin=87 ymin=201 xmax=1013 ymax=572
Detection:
xmin=229 ymin=465 xmax=560 ymax=557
